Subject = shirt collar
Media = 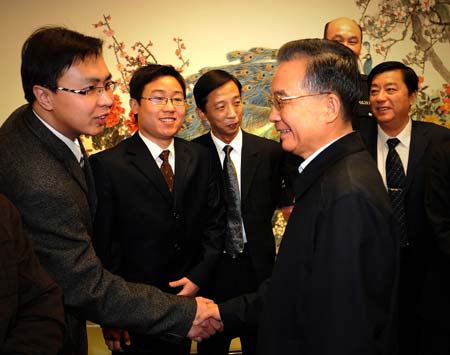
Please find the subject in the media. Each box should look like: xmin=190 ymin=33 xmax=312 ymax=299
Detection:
xmin=377 ymin=118 xmax=412 ymax=149
xmin=210 ymin=128 xmax=243 ymax=155
xmin=138 ymin=131 xmax=175 ymax=161
xmin=298 ymin=133 xmax=350 ymax=174
xmin=33 ymin=109 xmax=83 ymax=163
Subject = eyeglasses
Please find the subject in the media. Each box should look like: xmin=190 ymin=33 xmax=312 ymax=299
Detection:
xmin=268 ymin=92 xmax=331 ymax=111
xmin=55 ymin=81 xmax=117 ymax=96
xmin=141 ymin=96 xmax=187 ymax=106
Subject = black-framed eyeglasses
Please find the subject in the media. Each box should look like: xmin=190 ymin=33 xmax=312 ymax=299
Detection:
xmin=141 ymin=96 xmax=187 ymax=106
xmin=268 ymin=92 xmax=331 ymax=111
xmin=55 ymin=81 xmax=118 ymax=96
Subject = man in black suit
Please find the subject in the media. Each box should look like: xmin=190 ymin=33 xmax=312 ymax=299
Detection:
xmin=358 ymin=61 xmax=450 ymax=355
xmin=0 ymin=194 xmax=65 ymax=354
xmin=324 ymin=17 xmax=372 ymax=128
xmin=421 ymin=140 xmax=450 ymax=354
xmin=192 ymin=69 xmax=283 ymax=355
xmin=90 ymin=64 xmax=225 ymax=354
xmin=198 ymin=39 xmax=399 ymax=355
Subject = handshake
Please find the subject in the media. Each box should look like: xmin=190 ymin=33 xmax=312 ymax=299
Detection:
xmin=187 ymin=296 xmax=223 ymax=342
xmin=102 ymin=296 xmax=223 ymax=351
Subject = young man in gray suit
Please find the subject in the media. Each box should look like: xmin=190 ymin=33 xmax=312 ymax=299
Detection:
xmin=0 ymin=26 xmax=218 ymax=355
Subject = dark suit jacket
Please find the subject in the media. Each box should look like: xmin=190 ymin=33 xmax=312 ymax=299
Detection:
xmin=90 ymin=133 xmax=225 ymax=293
xmin=193 ymin=131 xmax=283 ymax=290
xmin=358 ymin=118 xmax=450 ymax=305
xmin=0 ymin=194 xmax=65 ymax=354
xmin=220 ymin=132 xmax=399 ymax=355
xmin=0 ymin=105 xmax=196 ymax=355
xmin=420 ymin=140 xmax=450 ymax=330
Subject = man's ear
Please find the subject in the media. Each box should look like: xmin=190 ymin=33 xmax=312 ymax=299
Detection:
xmin=409 ymin=91 xmax=418 ymax=107
xmin=196 ymin=107 xmax=208 ymax=122
xmin=325 ymin=93 xmax=341 ymax=124
xmin=129 ymin=98 xmax=139 ymax=114
xmin=32 ymin=85 xmax=54 ymax=111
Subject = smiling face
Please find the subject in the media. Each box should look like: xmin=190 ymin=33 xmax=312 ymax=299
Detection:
xmin=197 ymin=80 xmax=243 ymax=144
xmin=269 ymin=60 xmax=330 ymax=159
xmin=34 ymin=55 xmax=113 ymax=141
xmin=130 ymin=75 xmax=185 ymax=148
xmin=370 ymin=69 xmax=417 ymax=135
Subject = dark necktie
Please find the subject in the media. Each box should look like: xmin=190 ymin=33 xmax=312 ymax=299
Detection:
xmin=386 ymin=138 xmax=408 ymax=247
xmin=159 ymin=150 xmax=174 ymax=192
xmin=223 ymin=145 xmax=244 ymax=257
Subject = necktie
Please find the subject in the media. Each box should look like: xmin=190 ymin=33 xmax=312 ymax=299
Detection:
xmin=223 ymin=145 xmax=244 ymax=258
xmin=159 ymin=150 xmax=174 ymax=192
xmin=386 ymin=138 xmax=408 ymax=247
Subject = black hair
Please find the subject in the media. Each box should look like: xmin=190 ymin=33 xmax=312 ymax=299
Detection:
xmin=21 ymin=26 xmax=103 ymax=103
xmin=193 ymin=69 xmax=242 ymax=112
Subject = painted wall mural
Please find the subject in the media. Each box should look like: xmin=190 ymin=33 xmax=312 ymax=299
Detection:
xmin=83 ymin=4 xmax=449 ymax=154
xmin=356 ymin=0 xmax=450 ymax=127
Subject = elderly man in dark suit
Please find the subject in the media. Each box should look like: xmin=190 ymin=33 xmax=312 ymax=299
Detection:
xmin=89 ymin=64 xmax=225 ymax=354
xmin=192 ymin=69 xmax=283 ymax=355
xmin=0 ymin=26 xmax=217 ymax=355
xmin=198 ymin=39 xmax=400 ymax=355
xmin=358 ymin=61 xmax=450 ymax=355
xmin=0 ymin=194 xmax=65 ymax=353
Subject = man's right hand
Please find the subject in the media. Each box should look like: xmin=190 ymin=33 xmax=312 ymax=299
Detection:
xmin=186 ymin=297 xmax=223 ymax=342
xmin=102 ymin=328 xmax=131 ymax=352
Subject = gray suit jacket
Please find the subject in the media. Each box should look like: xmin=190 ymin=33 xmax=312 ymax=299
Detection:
xmin=0 ymin=105 xmax=195 ymax=355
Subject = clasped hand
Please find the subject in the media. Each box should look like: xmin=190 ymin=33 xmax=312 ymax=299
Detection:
xmin=186 ymin=296 xmax=223 ymax=342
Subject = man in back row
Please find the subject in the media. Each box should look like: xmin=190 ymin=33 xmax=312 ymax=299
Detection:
xmin=359 ymin=61 xmax=450 ymax=355
xmin=0 ymin=26 xmax=217 ymax=355
xmin=324 ymin=16 xmax=371 ymax=128
xmin=193 ymin=69 xmax=284 ymax=355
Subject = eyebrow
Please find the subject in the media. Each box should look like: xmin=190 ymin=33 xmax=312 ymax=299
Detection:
xmin=150 ymin=89 xmax=184 ymax=95
xmin=83 ymin=73 xmax=113 ymax=85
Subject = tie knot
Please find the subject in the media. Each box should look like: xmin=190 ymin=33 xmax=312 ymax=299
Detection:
xmin=159 ymin=150 xmax=170 ymax=162
xmin=387 ymin=138 xmax=400 ymax=150
xmin=223 ymin=145 xmax=233 ymax=155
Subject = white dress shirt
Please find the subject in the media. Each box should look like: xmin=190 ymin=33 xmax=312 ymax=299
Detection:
xmin=210 ymin=129 xmax=247 ymax=243
xmin=139 ymin=131 xmax=175 ymax=174
xmin=376 ymin=119 xmax=412 ymax=188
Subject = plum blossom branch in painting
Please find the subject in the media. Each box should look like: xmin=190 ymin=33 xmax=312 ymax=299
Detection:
xmin=83 ymin=14 xmax=190 ymax=153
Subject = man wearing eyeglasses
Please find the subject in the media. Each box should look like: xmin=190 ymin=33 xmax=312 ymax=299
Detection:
xmin=89 ymin=64 xmax=226 ymax=354
xmin=197 ymin=39 xmax=399 ymax=355
xmin=0 ymin=27 xmax=220 ymax=355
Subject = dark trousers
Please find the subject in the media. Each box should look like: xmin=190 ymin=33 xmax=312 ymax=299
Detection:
xmin=113 ymin=333 xmax=191 ymax=355
xmin=198 ymin=245 xmax=261 ymax=355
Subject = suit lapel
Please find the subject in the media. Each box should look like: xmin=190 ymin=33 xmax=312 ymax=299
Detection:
xmin=24 ymin=109 xmax=89 ymax=195
xmin=404 ymin=121 xmax=428 ymax=192
xmin=79 ymin=139 xmax=97 ymax=219
xmin=294 ymin=132 xmax=366 ymax=200
xmin=241 ymin=131 xmax=261 ymax=203
xmin=173 ymin=138 xmax=192 ymax=207
xmin=126 ymin=133 xmax=173 ymax=204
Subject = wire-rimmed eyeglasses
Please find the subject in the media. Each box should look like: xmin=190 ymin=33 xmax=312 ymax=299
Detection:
xmin=55 ymin=81 xmax=118 ymax=96
xmin=268 ymin=92 xmax=331 ymax=111
xmin=141 ymin=96 xmax=187 ymax=106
